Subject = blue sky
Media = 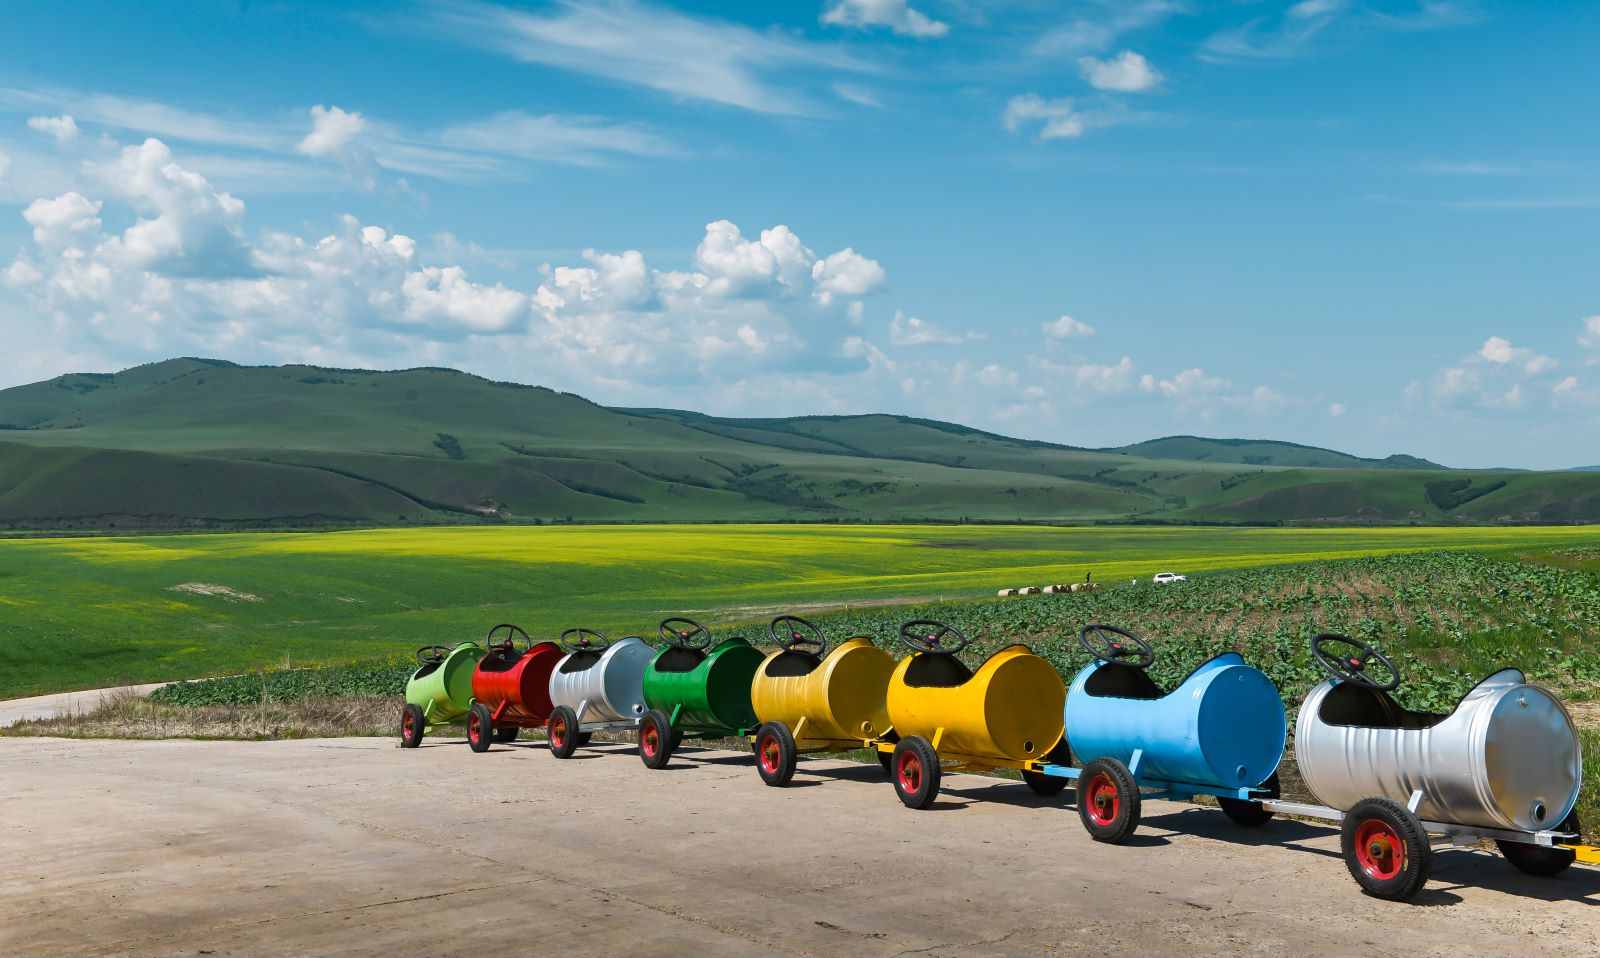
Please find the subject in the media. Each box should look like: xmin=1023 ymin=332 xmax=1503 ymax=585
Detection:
xmin=0 ymin=0 xmax=1596 ymax=468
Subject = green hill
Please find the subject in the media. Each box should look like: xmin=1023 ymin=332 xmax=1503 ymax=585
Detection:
xmin=0 ymin=358 xmax=1592 ymax=529
xmin=1108 ymin=435 xmax=1444 ymax=470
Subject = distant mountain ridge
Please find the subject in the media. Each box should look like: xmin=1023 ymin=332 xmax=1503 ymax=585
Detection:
xmin=0 ymin=357 xmax=1595 ymax=529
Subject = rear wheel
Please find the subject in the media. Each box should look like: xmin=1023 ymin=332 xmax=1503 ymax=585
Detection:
xmin=891 ymin=736 xmax=941 ymax=810
xmin=547 ymin=705 xmax=580 ymax=759
xmin=400 ymin=703 xmax=425 ymax=748
xmin=1076 ymin=757 xmax=1141 ymax=843
xmin=1498 ymin=811 xmax=1580 ymax=877
xmin=755 ymin=722 xmax=798 ymax=787
xmin=1219 ymin=771 xmax=1278 ymax=827
xmin=467 ymin=703 xmax=494 ymax=753
xmin=639 ymin=709 xmax=675 ymax=770
xmin=1022 ymin=769 xmax=1069 ymax=796
xmin=1341 ymin=796 xmax=1432 ymax=901
xmin=493 ymin=726 xmax=519 ymax=743
xmin=576 ymin=731 xmax=594 ymax=747
xmin=877 ymin=749 xmax=893 ymax=775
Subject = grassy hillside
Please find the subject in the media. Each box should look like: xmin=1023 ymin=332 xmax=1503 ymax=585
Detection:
xmin=0 ymin=358 xmax=1594 ymax=529
xmin=1109 ymin=435 xmax=1443 ymax=470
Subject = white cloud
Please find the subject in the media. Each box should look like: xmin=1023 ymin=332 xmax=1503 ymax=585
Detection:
xmin=27 ymin=114 xmax=79 ymax=142
xmin=1329 ymin=402 xmax=1346 ymax=417
xmin=2 ymin=137 xmax=892 ymax=386
xmin=1030 ymin=1 xmax=1184 ymax=58
xmin=1203 ymin=0 xmax=1480 ymax=61
xmin=437 ymin=111 xmax=678 ymax=165
xmin=1002 ymin=94 xmax=1092 ymax=141
xmin=424 ymin=0 xmax=868 ymax=116
xmin=1477 ymin=335 xmax=1557 ymax=375
xmin=0 ymin=150 xmax=9 ymax=183
xmin=1078 ymin=51 xmax=1163 ymax=93
xmin=1043 ymin=314 xmax=1095 ymax=339
xmin=297 ymin=105 xmax=366 ymax=157
xmin=889 ymin=310 xmax=978 ymax=347
xmin=821 ymin=0 xmax=949 ymax=38
xmin=1581 ymin=315 xmax=1600 ymax=353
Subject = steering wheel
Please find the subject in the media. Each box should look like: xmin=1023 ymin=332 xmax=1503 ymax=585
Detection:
xmin=897 ymin=619 xmax=969 ymax=655
xmin=659 ymin=617 xmax=713 ymax=650
xmin=485 ymin=623 xmax=531 ymax=657
xmin=1078 ymin=624 xmax=1156 ymax=669
xmin=415 ymin=645 xmax=450 ymax=666
xmin=769 ymin=615 xmax=827 ymax=656
xmin=1311 ymin=633 xmax=1401 ymax=692
xmin=560 ymin=628 xmax=611 ymax=654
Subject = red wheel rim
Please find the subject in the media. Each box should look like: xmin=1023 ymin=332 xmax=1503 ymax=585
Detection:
xmin=897 ymin=751 xmax=922 ymax=794
xmin=1084 ymin=772 xmax=1120 ymax=827
xmin=643 ymin=723 xmax=659 ymax=757
xmin=468 ymin=713 xmax=482 ymax=744
xmin=759 ymin=735 xmax=780 ymax=774
xmin=1354 ymin=818 xmax=1405 ymax=881
xmin=402 ymin=711 xmax=414 ymax=738
xmin=551 ymin=716 xmax=566 ymax=749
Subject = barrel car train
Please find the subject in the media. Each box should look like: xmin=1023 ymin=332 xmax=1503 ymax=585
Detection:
xmin=400 ymin=613 xmax=1594 ymax=902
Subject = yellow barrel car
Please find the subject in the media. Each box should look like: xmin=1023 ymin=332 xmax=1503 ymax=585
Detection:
xmin=749 ymin=615 xmax=897 ymax=786
xmin=880 ymin=619 xmax=1069 ymax=809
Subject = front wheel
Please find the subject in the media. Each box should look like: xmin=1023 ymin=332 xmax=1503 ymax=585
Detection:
xmin=639 ymin=709 xmax=675 ymax=770
xmin=1076 ymin=757 xmax=1141 ymax=843
xmin=548 ymin=705 xmax=581 ymax=759
xmin=467 ymin=702 xmax=494 ymax=753
xmin=1498 ymin=811 xmax=1580 ymax=877
xmin=400 ymin=703 xmax=425 ymax=748
xmin=891 ymin=736 xmax=941 ymax=810
xmin=755 ymin=722 xmax=798 ymax=787
xmin=1341 ymin=796 xmax=1432 ymax=901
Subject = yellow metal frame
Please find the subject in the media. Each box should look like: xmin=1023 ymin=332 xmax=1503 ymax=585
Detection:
xmin=1563 ymin=844 xmax=1600 ymax=864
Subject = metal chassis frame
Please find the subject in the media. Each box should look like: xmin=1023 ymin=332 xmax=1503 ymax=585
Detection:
xmin=746 ymin=715 xmax=882 ymax=756
xmin=571 ymin=698 xmax=641 ymax=735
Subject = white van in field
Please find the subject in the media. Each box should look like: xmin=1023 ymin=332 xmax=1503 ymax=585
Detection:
xmin=1152 ymin=572 xmax=1187 ymax=584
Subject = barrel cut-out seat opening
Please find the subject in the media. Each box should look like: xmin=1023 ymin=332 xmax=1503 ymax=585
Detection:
xmin=653 ymin=646 xmax=706 ymax=674
xmin=478 ymin=652 xmax=520 ymax=674
xmin=412 ymin=661 xmax=442 ymax=680
xmin=1083 ymin=662 xmax=1162 ymax=700
xmin=764 ymin=651 xmax=822 ymax=678
xmin=903 ymin=654 xmax=974 ymax=688
xmin=559 ymin=651 xmax=603 ymax=674
xmin=1318 ymin=683 xmax=1446 ymax=730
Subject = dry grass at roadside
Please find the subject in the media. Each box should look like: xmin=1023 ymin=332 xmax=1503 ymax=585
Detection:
xmin=2 ymin=689 xmax=401 ymax=740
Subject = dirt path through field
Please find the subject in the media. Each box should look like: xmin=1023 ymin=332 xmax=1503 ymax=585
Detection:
xmin=0 ymin=683 xmax=168 ymax=727
xmin=2 ymin=736 xmax=1596 ymax=957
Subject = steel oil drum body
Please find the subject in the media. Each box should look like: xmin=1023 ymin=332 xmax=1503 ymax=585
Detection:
xmin=548 ymin=636 xmax=654 ymax=724
xmin=1295 ymin=668 xmax=1582 ymax=832
xmin=751 ymin=638 xmax=895 ymax=743
xmin=405 ymin=643 xmax=485 ymax=723
xmin=471 ymin=642 xmax=564 ymax=725
xmin=642 ymin=637 xmax=764 ymax=733
xmin=1064 ymin=652 xmax=1285 ymax=789
xmin=886 ymin=645 xmax=1065 ymax=764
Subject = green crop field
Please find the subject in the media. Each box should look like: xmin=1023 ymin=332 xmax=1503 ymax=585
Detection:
xmin=2 ymin=522 xmax=1598 ymax=699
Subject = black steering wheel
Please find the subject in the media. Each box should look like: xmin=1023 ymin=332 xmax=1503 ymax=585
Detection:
xmin=769 ymin=615 xmax=827 ymax=656
xmin=1078 ymin=624 xmax=1156 ymax=669
xmin=415 ymin=645 xmax=450 ymax=666
xmin=1311 ymin=633 xmax=1401 ymax=692
xmin=560 ymin=628 xmax=611 ymax=654
xmin=898 ymin=619 xmax=969 ymax=655
xmin=485 ymin=623 xmax=531 ymax=657
xmin=659 ymin=617 xmax=713 ymax=650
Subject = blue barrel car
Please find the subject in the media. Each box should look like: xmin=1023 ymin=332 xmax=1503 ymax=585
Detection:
xmin=1026 ymin=624 xmax=1287 ymax=842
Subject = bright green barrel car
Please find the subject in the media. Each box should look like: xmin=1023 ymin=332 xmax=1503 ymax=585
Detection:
xmin=400 ymin=641 xmax=487 ymax=747
xmin=637 ymin=617 xmax=765 ymax=769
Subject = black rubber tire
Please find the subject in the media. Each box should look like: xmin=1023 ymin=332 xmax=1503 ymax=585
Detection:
xmin=1076 ymin=757 xmax=1142 ymax=843
xmin=754 ymin=722 xmax=798 ymax=787
xmin=467 ymin=702 xmax=494 ymax=753
xmin=1498 ymin=811 xmax=1580 ymax=877
xmin=576 ymin=731 xmax=594 ymax=747
xmin=891 ymin=736 xmax=941 ymax=810
xmin=877 ymin=749 xmax=894 ymax=775
xmin=1341 ymin=796 xmax=1433 ymax=901
xmin=493 ymin=726 xmax=519 ymax=743
xmin=400 ymin=703 xmax=425 ymax=748
xmin=638 ymin=709 xmax=675 ymax=770
xmin=1022 ymin=769 xmax=1070 ymax=796
xmin=1219 ymin=771 xmax=1279 ymax=827
xmin=547 ymin=705 xmax=580 ymax=759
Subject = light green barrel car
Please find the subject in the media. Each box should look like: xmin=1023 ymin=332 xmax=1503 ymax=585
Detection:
xmin=400 ymin=642 xmax=487 ymax=747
